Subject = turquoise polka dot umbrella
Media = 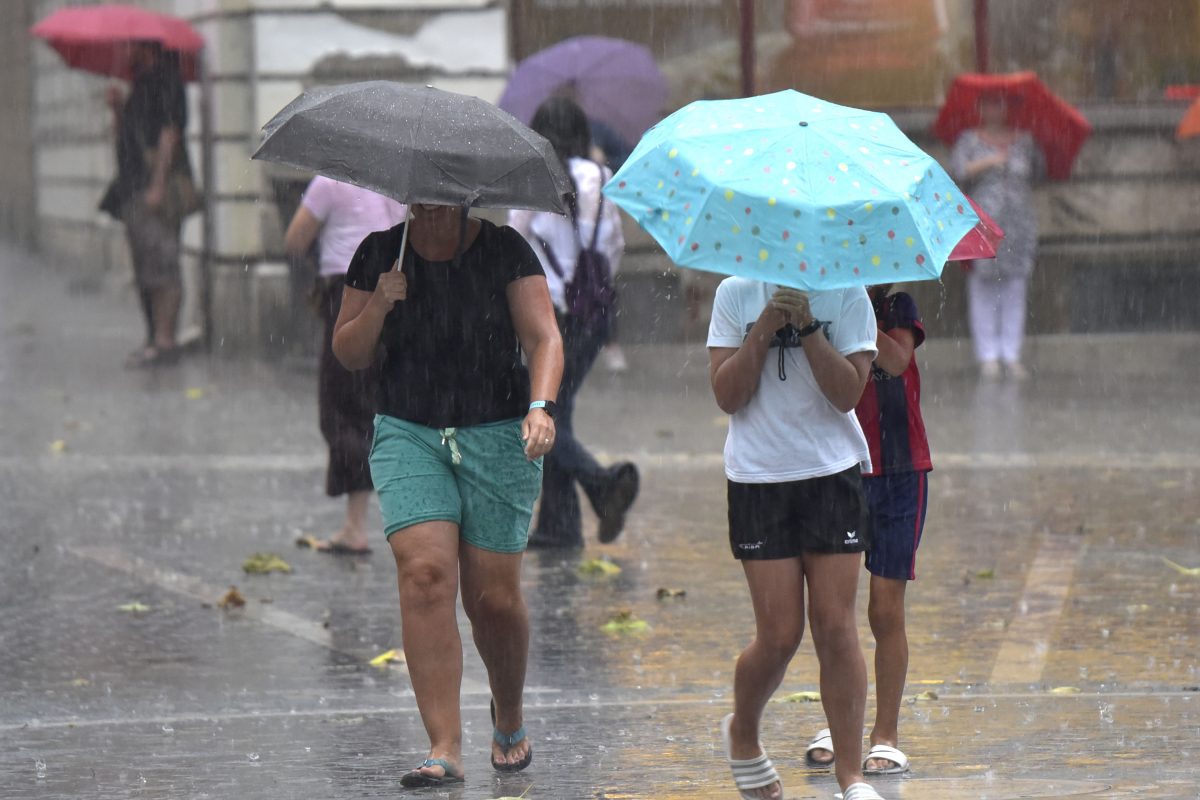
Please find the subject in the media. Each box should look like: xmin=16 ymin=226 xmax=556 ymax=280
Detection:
xmin=603 ymin=90 xmax=980 ymax=291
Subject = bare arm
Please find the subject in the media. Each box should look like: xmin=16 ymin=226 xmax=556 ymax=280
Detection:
xmin=284 ymin=206 xmax=322 ymax=261
xmin=763 ymin=287 xmax=871 ymax=413
xmin=873 ymin=325 xmax=916 ymax=377
xmin=331 ymin=265 xmax=406 ymax=370
xmin=508 ymin=274 xmax=564 ymax=459
xmin=802 ymin=331 xmax=874 ymax=413
xmin=709 ymin=305 xmax=786 ymax=415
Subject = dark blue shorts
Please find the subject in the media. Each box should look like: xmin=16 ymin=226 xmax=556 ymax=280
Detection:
xmin=863 ymin=471 xmax=929 ymax=581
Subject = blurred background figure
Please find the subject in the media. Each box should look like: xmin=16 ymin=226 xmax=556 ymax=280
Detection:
xmin=284 ymin=176 xmax=406 ymax=554
xmin=950 ymin=92 xmax=1043 ymax=380
xmin=100 ymin=43 xmax=197 ymax=368
xmin=509 ymin=97 xmax=639 ymax=548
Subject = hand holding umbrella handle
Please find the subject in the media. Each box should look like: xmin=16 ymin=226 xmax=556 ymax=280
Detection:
xmin=769 ymin=287 xmax=814 ymax=328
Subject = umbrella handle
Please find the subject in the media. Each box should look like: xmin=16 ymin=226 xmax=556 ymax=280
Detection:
xmin=394 ymin=207 xmax=410 ymax=273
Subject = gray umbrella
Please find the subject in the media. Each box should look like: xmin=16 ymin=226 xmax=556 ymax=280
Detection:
xmin=252 ymin=81 xmax=573 ymax=214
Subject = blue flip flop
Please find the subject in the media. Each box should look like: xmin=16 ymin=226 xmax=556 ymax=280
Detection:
xmin=400 ymin=758 xmax=464 ymax=788
xmin=490 ymin=699 xmax=533 ymax=773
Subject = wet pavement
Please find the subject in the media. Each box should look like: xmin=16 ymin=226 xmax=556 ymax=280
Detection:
xmin=1 ymin=241 xmax=1198 ymax=799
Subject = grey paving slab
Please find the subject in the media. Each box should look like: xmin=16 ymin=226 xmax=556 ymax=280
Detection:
xmin=2 ymin=243 xmax=1199 ymax=799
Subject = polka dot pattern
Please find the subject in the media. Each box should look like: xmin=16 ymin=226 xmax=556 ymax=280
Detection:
xmin=601 ymin=89 xmax=981 ymax=290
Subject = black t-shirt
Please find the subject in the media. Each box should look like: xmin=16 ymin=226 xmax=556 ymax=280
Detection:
xmin=345 ymin=219 xmax=545 ymax=428
xmin=113 ymin=64 xmax=189 ymax=203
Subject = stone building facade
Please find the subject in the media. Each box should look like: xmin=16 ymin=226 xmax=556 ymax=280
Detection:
xmin=2 ymin=0 xmax=1198 ymax=356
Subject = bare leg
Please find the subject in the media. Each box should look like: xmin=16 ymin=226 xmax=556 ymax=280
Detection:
xmin=804 ymin=552 xmax=868 ymax=793
xmin=151 ymin=284 xmax=182 ymax=351
xmin=459 ymin=543 xmax=531 ymax=768
xmin=324 ymin=490 xmax=371 ymax=551
xmin=390 ymin=521 xmax=464 ymax=780
xmin=728 ymin=558 xmax=804 ymax=800
xmin=867 ymin=575 xmax=909 ymax=768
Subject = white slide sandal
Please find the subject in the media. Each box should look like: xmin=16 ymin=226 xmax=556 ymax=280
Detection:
xmin=721 ymin=713 xmax=783 ymax=800
xmin=862 ymin=743 xmax=910 ymax=775
xmin=805 ymin=727 xmax=835 ymax=768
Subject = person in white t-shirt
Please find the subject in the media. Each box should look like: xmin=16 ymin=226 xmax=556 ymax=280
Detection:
xmin=508 ymin=97 xmax=638 ymax=548
xmin=708 ymin=279 xmax=885 ymax=800
xmin=285 ymin=176 xmax=406 ymax=554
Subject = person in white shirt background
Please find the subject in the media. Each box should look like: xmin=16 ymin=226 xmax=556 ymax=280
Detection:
xmin=508 ymin=97 xmax=639 ymax=548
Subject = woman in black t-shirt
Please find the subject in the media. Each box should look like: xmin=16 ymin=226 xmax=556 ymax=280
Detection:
xmin=333 ymin=203 xmax=563 ymax=787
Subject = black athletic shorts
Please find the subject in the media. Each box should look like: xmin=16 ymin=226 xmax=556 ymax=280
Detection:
xmin=727 ymin=467 xmax=871 ymax=560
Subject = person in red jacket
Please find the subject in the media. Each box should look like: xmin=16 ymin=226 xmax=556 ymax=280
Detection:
xmin=806 ymin=283 xmax=931 ymax=778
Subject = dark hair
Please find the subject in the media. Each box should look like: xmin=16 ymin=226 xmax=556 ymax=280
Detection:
xmin=530 ymin=96 xmax=591 ymax=167
xmin=530 ymin=97 xmax=592 ymax=216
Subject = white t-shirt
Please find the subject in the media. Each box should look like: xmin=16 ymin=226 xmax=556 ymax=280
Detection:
xmin=707 ymin=278 xmax=878 ymax=483
xmin=300 ymin=176 xmax=407 ymax=277
xmin=507 ymin=158 xmax=624 ymax=312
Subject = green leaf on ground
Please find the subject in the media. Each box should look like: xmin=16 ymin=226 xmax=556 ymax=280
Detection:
xmin=1161 ymin=557 xmax=1200 ymax=576
xmin=1050 ymin=686 xmax=1081 ymax=694
xmin=975 ymin=568 xmax=995 ymax=579
xmin=601 ymin=610 xmax=648 ymax=635
xmin=779 ymin=690 xmax=821 ymax=703
xmin=117 ymin=601 xmax=150 ymax=613
xmin=242 ymin=553 xmax=292 ymax=574
xmin=578 ymin=558 xmax=621 ymax=577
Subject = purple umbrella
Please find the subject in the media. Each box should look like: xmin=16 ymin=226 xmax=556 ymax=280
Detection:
xmin=498 ymin=36 xmax=669 ymax=148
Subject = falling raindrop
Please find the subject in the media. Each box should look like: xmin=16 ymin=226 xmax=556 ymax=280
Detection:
xmin=247 ymin=753 xmax=260 ymax=762
xmin=162 ymin=724 xmax=174 ymax=733
xmin=35 ymin=760 xmax=46 ymax=779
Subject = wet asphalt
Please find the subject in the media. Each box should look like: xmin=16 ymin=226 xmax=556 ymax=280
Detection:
xmin=1 ymin=242 xmax=1198 ymax=799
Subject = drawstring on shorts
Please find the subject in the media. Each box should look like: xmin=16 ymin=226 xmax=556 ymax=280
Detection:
xmin=440 ymin=427 xmax=462 ymax=465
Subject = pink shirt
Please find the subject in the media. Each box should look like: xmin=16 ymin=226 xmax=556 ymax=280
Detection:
xmin=300 ymin=176 xmax=407 ymax=277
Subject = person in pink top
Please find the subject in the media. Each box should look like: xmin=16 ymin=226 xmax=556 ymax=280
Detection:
xmin=285 ymin=176 xmax=407 ymax=554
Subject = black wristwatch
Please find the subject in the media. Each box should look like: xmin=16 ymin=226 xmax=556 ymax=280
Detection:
xmin=529 ymin=400 xmax=559 ymax=419
xmin=796 ymin=319 xmax=824 ymax=338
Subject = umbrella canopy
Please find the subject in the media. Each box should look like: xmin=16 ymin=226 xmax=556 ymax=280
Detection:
xmin=1176 ymin=97 xmax=1200 ymax=140
xmin=933 ymin=71 xmax=1091 ymax=181
xmin=253 ymin=82 xmax=573 ymax=214
xmin=948 ymin=194 xmax=1004 ymax=261
xmin=498 ymin=36 xmax=668 ymax=148
xmin=31 ymin=3 xmax=203 ymax=82
xmin=603 ymin=90 xmax=980 ymax=292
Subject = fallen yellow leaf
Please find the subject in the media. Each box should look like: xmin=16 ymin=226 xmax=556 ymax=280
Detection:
xmin=117 ymin=601 xmax=150 ymax=613
xmin=368 ymin=649 xmax=406 ymax=668
xmin=70 ymin=678 xmax=90 ymax=687
xmin=578 ymin=558 xmax=621 ymax=577
xmin=49 ymin=439 xmax=67 ymax=454
xmin=294 ymin=534 xmax=322 ymax=550
xmin=655 ymin=587 xmax=686 ymax=599
xmin=185 ymin=387 xmax=205 ymax=400
xmin=1049 ymin=686 xmax=1081 ymax=695
xmin=242 ymin=553 xmax=292 ymax=574
xmin=1161 ymin=557 xmax=1200 ymax=577
xmin=778 ymin=691 xmax=821 ymax=703
xmin=913 ymin=679 xmax=944 ymax=685
xmin=908 ymin=690 xmax=939 ymax=701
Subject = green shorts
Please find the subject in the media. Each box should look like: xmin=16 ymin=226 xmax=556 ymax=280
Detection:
xmin=369 ymin=414 xmax=543 ymax=553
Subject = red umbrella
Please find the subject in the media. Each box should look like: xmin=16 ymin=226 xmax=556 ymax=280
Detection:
xmin=948 ymin=194 xmax=1005 ymax=262
xmin=933 ymin=71 xmax=1091 ymax=181
xmin=31 ymin=4 xmax=204 ymax=83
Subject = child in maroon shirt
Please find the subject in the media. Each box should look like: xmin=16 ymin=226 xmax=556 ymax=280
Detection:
xmin=806 ymin=283 xmax=931 ymax=777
